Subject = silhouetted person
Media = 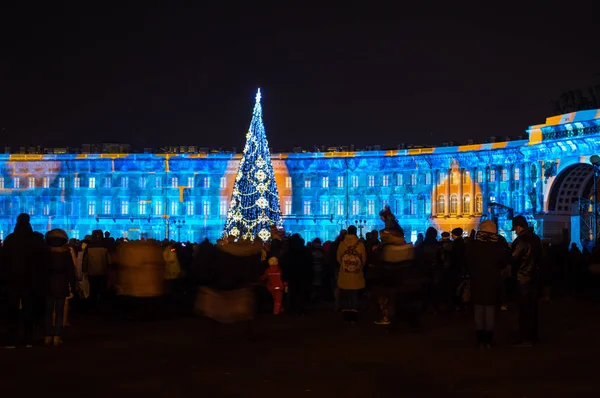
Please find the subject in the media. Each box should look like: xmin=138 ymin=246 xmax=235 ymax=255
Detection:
xmin=0 ymin=214 xmax=46 ymax=348
xmin=511 ymin=216 xmax=543 ymax=347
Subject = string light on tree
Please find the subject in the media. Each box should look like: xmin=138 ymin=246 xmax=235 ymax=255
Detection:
xmin=223 ymin=88 xmax=283 ymax=240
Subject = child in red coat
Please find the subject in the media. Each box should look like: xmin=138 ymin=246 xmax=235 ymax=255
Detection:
xmin=262 ymin=257 xmax=287 ymax=315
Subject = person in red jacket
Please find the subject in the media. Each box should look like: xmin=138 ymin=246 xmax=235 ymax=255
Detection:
xmin=262 ymin=257 xmax=287 ymax=315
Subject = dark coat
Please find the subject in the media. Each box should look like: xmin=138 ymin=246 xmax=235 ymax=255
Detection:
xmin=0 ymin=221 xmax=46 ymax=294
xmin=466 ymin=231 xmax=510 ymax=306
xmin=511 ymin=228 xmax=543 ymax=285
xmin=45 ymin=249 xmax=77 ymax=298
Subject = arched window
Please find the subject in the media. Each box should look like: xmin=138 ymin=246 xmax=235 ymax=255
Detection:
xmin=475 ymin=194 xmax=483 ymax=214
xmin=514 ymin=167 xmax=520 ymax=181
xmin=437 ymin=195 xmax=445 ymax=214
xmin=450 ymin=194 xmax=458 ymax=214
xmin=512 ymin=192 xmax=520 ymax=212
xmin=463 ymin=194 xmax=471 ymax=214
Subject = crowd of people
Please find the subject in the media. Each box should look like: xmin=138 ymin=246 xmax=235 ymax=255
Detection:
xmin=1 ymin=207 xmax=600 ymax=349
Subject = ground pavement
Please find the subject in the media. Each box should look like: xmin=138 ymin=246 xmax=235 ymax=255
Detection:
xmin=1 ymin=298 xmax=599 ymax=397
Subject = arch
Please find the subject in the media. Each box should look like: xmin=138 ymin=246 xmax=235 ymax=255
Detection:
xmin=548 ymin=163 xmax=595 ymax=214
xmin=450 ymin=194 xmax=458 ymax=214
xmin=463 ymin=194 xmax=471 ymax=214
xmin=437 ymin=194 xmax=445 ymax=214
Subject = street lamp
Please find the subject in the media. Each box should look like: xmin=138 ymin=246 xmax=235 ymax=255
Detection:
xmin=355 ymin=219 xmax=367 ymax=238
xmin=171 ymin=219 xmax=185 ymax=242
xmin=590 ymin=155 xmax=600 ymax=244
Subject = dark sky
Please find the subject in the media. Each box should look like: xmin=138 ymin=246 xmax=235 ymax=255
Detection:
xmin=1 ymin=4 xmax=599 ymax=152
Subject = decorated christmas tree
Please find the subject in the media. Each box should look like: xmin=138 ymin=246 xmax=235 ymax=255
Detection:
xmin=223 ymin=89 xmax=282 ymax=241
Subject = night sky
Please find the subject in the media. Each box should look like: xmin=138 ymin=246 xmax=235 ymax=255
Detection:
xmin=1 ymin=4 xmax=599 ymax=152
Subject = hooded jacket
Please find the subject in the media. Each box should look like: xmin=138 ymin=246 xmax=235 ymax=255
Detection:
xmin=336 ymin=234 xmax=367 ymax=290
xmin=44 ymin=229 xmax=77 ymax=298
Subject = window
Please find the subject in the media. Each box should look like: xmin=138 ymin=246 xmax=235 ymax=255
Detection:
xmin=351 ymin=175 xmax=359 ymax=188
xmin=367 ymin=200 xmax=375 ymax=215
xmin=43 ymin=203 xmax=50 ymax=216
xmin=43 ymin=177 xmax=50 ymax=189
xmin=203 ymin=201 xmax=210 ymax=216
xmin=88 ymin=177 xmax=96 ymax=189
xmin=58 ymin=178 xmax=64 ymax=189
xmin=514 ymin=167 xmax=520 ymax=181
xmin=337 ymin=176 xmax=344 ymax=188
xmin=170 ymin=201 xmax=178 ymax=215
xmin=475 ymin=195 xmax=483 ymax=214
xmin=220 ymin=177 xmax=227 ymax=189
xmin=489 ymin=169 xmax=496 ymax=182
xmin=103 ymin=200 xmax=111 ymax=215
xmin=120 ymin=200 xmax=129 ymax=215
xmin=477 ymin=170 xmax=483 ymax=183
xmin=439 ymin=172 xmax=446 ymax=185
xmin=437 ymin=195 xmax=445 ymax=214
xmin=304 ymin=178 xmax=311 ymax=188
xmin=171 ymin=177 xmax=178 ymax=188
xmin=464 ymin=170 xmax=470 ymax=182
xmin=139 ymin=201 xmax=148 ymax=215
xmin=425 ymin=173 xmax=431 ymax=185
xmin=183 ymin=201 xmax=193 ymax=215
xmin=121 ymin=177 xmax=128 ymax=188
xmin=463 ymin=194 xmax=471 ymax=214
xmin=321 ymin=201 xmax=329 ymax=215
xmin=322 ymin=176 xmax=329 ymax=188
xmin=220 ymin=200 xmax=228 ymax=216
xmin=410 ymin=199 xmax=416 ymax=215
xmin=203 ymin=177 xmax=210 ymax=188
xmin=382 ymin=199 xmax=389 ymax=209
xmin=502 ymin=168 xmax=508 ymax=182
xmin=382 ymin=175 xmax=390 ymax=187
xmin=0 ymin=177 xmax=4 ymax=189
xmin=450 ymin=194 xmax=458 ymax=214
xmin=104 ymin=177 xmax=112 ymax=188
xmin=28 ymin=202 xmax=35 ymax=215
xmin=489 ymin=193 xmax=496 ymax=203
xmin=73 ymin=177 xmax=80 ymax=189
xmin=351 ymin=200 xmax=360 ymax=215
xmin=28 ymin=177 xmax=35 ymax=188
xmin=411 ymin=174 xmax=417 ymax=185
xmin=13 ymin=177 xmax=20 ymax=188
xmin=155 ymin=177 xmax=162 ymax=188
xmin=285 ymin=177 xmax=292 ymax=188
xmin=449 ymin=172 xmax=457 ymax=185
xmin=139 ymin=177 xmax=147 ymax=189
xmin=187 ymin=177 xmax=194 ymax=188
xmin=303 ymin=200 xmax=311 ymax=215
xmin=397 ymin=174 xmax=403 ymax=186
xmin=336 ymin=200 xmax=344 ymax=216
xmin=88 ymin=201 xmax=96 ymax=216
xmin=154 ymin=200 xmax=163 ymax=216
xmin=284 ymin=199 xmax=292 ymax=215
xmin=368 ymin=175 xmax=375 ymax=187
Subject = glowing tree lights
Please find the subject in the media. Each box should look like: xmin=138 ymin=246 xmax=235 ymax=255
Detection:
xmin=223 ymin=89 xmax=282 ymax=241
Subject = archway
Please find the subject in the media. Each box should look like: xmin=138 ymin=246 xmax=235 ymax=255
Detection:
xmin=548 ymin=163 xmax=595 ymax=214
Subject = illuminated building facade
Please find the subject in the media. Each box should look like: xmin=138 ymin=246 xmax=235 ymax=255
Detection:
xmin=1 ymin=109 xmax=600 ymax=245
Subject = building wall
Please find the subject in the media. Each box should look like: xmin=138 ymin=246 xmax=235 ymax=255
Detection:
xmin=1 ymin=110 xmax=600 ymax=243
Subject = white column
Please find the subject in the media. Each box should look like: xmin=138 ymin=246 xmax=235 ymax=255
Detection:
xmin=457 ymin=168 xmax=464 ymax=216
xmin=445 ymin=168 xmax=451 ymax=215
xmin=431 ymin=170 xmax=438 ymax=216
xmin=470 ymin=167 xmax=476 ymax=214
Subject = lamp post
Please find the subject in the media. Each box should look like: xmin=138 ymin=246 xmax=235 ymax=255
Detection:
xmin=590 ymin=155 xmax=600 ymax=244
xmin=355 ymin=219 xmax=367 ymax=239
xmin=171 ymin=219 xmax=185 ymax=242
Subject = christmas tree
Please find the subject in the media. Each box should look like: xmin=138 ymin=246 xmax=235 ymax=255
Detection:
xmin=223 ymin=89 xmax=282 ymax=241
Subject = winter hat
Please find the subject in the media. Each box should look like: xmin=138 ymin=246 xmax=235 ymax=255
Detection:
xmin=268 ymin=257 xmax=279 ymax=266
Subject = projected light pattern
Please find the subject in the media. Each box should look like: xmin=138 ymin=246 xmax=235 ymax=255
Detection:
xmin=1 ymin=109 xmax=600 ymax=244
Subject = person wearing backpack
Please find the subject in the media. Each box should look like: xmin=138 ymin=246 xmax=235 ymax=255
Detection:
xmin=336 ymin=225 xmax=367 ymax=324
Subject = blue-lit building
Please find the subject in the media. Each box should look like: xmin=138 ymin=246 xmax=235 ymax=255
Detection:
xmin=1 ymin=109 xmax=600 ymax=245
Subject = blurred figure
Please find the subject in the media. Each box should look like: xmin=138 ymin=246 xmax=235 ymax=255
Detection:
xmin=310 ymin=238 xmax=326 ymax=302
xmin=195 ymin=238 xmax=264 ymax=340
xmin=337 ymin=225 xmax=367 ymax=324
xmin=283 ymin=234 xmax=313 ymax=315
xmin=116 ymin=240 xmax=165 ymax=321
xmin=466 ymin=221 xmax=509 ymax=348
xmin=43 ymin=229 xmax=77 ymax=346
xmin=0 ymin=214 xmax=46 ymax=348
xmin=83 ymin=230 xmax=111 ymax=310
xmin=416 ymin=227 xmax=442 ymax=314
xmin=262 ymin=257 xmax=286 ymax=315
xmin=163 ymin=243 xmax=182 ymax=313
